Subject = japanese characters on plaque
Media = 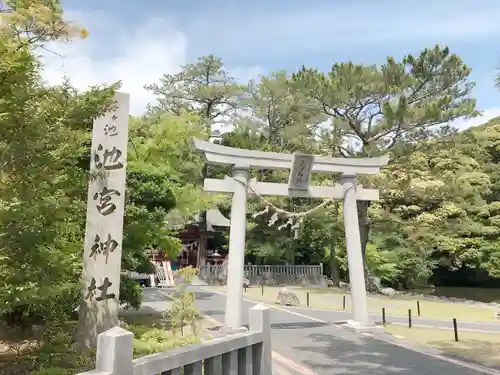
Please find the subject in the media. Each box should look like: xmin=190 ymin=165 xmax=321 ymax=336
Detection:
xmin=81 ymin=93 xmax=130 ymax=308
xmin=295 ymin=158 xmax=309 ymax=186
xmin=288 ymin=153 xmax=314 ymax=191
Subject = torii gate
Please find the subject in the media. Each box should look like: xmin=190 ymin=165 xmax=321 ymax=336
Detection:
xmin=193 ymin=139 xmax=389 ymax=331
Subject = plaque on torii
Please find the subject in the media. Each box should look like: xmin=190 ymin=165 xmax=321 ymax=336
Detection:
xmin=193 ymin=139 xmax=389 ymax=332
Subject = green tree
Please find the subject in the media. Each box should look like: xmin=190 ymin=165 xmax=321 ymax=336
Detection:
xmin=221 ymin=70 xmax=329 ymax=265
xmin=292 ymin=45 xmax=478 ymax=281
xmin=0 ymin=0 xmax=115 ymax=326
xmin=0 ymin=0 xmax=213 ymax=326
xmin=366 ymin=118 xmax=500 ymax=287
xmin=241 ymin=70 xmax=325 ymax=150
xmin=145 ymin=55 xmax=246 ymax=129
xmin=163 ymin=266 xmax=200 ymax=336
xmin=145 ymin=55 xmax=246 ymax=267
xmin=123 ymin=112 xmax=214 ymax=277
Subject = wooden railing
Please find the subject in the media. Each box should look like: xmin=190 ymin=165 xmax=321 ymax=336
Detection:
xmin=77 ymin=304 xmax=272 ymax=375
xmin=199 ymin=264 xmax=325 ymax=286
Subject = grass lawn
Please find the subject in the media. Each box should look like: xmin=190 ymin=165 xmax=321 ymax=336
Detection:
xmin=384 ymin=324 xmax=500 ymax=368
xmin=207 ymin=285 xmax=499 ymax=323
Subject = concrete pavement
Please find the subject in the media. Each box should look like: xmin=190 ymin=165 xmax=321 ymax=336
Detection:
xmin=280 ymin=305 xmax=500 ymax=333
xmin=193 ymin=287 xmax=499 ymax=375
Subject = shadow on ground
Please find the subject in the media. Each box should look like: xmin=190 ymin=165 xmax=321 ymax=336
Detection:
xmin=291 ymin=332 xmax=486 ymax=375
xmin=142 ymin=288 xmax=174 ymax=302
xmin=192 ymin=292 xmax=216 ymax=301
xmin=120 ymin=307 xmax=163 ymax=326
xmin=200 ymin=310 xmax=225 ymax=317
xmin=239 ymin=322 xmax=329 ymax=332
xmin=271 ymin=321 xmax=329 ymax=330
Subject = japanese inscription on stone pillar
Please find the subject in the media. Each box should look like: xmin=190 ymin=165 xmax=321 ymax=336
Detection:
xmin=78 ymin=92 xmax=130 ymax=349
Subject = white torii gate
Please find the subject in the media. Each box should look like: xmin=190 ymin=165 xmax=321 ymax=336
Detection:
xmin=193 ymin=139 xmax=389 ymax=331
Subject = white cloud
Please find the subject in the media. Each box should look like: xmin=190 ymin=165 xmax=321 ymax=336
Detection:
xmin=40 ymin=10 xmax=264 ymax=116
xmin=39 ymin=5 xmax=498 ymax=124
xmin=41 ymin=13 xmax=187 ymax=115
xmin=451 ymin=108 xmax=500 ymax=130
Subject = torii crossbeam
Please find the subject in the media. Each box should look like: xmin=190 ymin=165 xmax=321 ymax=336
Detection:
xmin=193 ymin=139 xmax=389 ymax=332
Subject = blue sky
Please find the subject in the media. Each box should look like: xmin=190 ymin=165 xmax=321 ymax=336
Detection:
xmin=44 ymin=0 xmax=500 ymax=126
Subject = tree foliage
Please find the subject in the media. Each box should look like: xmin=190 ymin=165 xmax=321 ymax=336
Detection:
xmin=292 ymin=46 xmax=477 ymax=155
xmin=0 ymin=0 xmax=211 ymax=330
xmin=3 ymin=4 xmax=500 ymax=367
xmin=163 ymin=266 xmax=200 ymax=337
xmin=144 ymin=54 xmax=246 ymax=267
xmin=289 ymin=46 xmax=478 ymax=280
xmin=0 ymin=0 xmax=114 ymax=325
xmin=144 ymin=54 xmax=246 ymax=129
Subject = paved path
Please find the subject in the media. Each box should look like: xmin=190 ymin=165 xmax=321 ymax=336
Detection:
xmin=192 ymin=287 xmax=498 ymax=375
xmin=279 ymin=305 xmax=500 ymax=333
xmin=121 ymin=288 xmax=172 ymax=314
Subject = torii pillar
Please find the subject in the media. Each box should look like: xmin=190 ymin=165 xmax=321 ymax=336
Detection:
xmin=192 ymin=139 xmax=389 ymax=331
xmin=225 ymin=166 xmax=249 ymax=328
xmin=341 ymin=173 xmax=369 ymax=328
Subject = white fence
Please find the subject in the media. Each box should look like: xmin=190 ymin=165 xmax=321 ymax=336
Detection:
xmin=77 ymin=304 xmax=272 ymax=375
xmin=199 ymin=264 xmax=325 ymax=286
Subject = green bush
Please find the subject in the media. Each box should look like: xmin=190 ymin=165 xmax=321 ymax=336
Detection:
xmin=132 ymin=327 xmax=200 ymax=356
xmin=163 ymin=267 xmax=200 ymax=336
xmin=120 ymin=275 xmax=144 ymax=310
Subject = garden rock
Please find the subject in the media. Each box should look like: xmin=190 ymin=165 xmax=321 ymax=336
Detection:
xmin=339 ymin=281 xmax=350 ymax=290
xmin=275 ymin=287 xmax=300 ymax=306
xmin=380 ymin=287 xmax=397 ymax=297
xmin=218 ymin=325 xmax=248 ymax=335
xmin=367 ymin=276 xmax=382 ymax=293
xmin=118 ymin=319 xmax=130 ymax=328
xmin=0 ymin=342 xmax=8 ymax=353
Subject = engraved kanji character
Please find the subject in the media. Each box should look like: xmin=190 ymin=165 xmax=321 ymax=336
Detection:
xmin=89 ymin=234 xmax=102 ymax=260
xmin=85 ymin=278 xmax=97 ymax=301
xmin=96 ymin=277 xmax=116 ymax=301
xmin=102 ymin=234 xmax=118 ymax=263
xmin=94 ymin=144 xmax=124 ymax=170
xmin=93 ymin=187 xmax=121 ymax=216
xmin=104 ymin=123 xmax=118 ymax=137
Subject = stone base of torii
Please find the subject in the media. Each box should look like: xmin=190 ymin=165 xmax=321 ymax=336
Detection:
xmin=193 ymin=139 xmax=389 ymax=331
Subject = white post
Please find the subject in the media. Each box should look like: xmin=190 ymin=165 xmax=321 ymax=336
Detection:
xmin=224 ymin=166 xmax=249 ymax=329
xmin=96 ymin=327 xmax=134 ymax=375
xmin=341 ymin=173 xmax=370 ymax=327
xmin=249 ymin=304 xmax=272 ymax=375
xmin=76 ymin=326 xmax=134 ymax=375
xmin=162 ymin=261 xmax=169 ymax=286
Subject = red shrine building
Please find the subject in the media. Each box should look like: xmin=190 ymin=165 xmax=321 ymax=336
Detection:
xmin=145 ymin=208 xmax=230 ymax=269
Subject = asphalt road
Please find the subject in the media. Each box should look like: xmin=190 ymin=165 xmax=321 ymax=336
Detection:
xmin=192 ymin=287 xmax=499 ymax=375
xmin=279 ymin=305 xmax=500 ymax=333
